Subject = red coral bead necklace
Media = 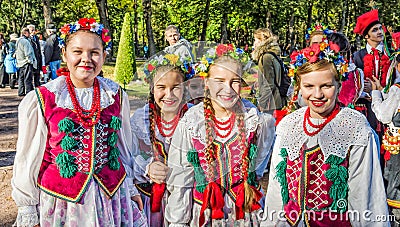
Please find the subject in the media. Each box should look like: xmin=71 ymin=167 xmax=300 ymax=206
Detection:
xmin=303 ymin=104 xmax=340 ymax=137
xmin=66 ymin=76 xmax=101 ymax=127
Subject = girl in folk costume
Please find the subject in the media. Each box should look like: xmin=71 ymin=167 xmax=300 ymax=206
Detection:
xmin=130 ymin=53 xmax=194 ymax=226
xmin=11 ymin=18 xmax=146 ymax=226
xmin=165 ymin=44 xmax=276 ymax=226
xmin=263 ymin=41 xmax=389 ymax=226
xmin=371 ymin=32 xmax=400 ymax=226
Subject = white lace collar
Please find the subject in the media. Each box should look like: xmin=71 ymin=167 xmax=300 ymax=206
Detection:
xmin=180 ymin=100 xmax=261 ymax=144
xmin=277 ymin=107 xmax=371 ymax=161
xmin=43 ymin=76 xmax=120 ymax=109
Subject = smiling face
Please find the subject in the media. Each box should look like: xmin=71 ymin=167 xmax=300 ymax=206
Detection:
xmin=62 ymin=31 xmax=106 ymax=88
xmin=206 ymin=60 xmax=242 ymax=116
xmin=299 ymin=66 xmax=340 ymax=119
xmin=153 ymin=68 xmax=184 ymax=115
xmin=365 ymin=23 xmax=383 ymax=46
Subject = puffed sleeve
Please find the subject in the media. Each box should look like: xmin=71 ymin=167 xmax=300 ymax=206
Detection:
xmin=165 ymin=118 xmax=194 ymax=226
xmin=347 ymin=131 xmax=389 ymax=227
xmin=255 ymin=113 xmax=276 ymax=177
xmin=11 ymin=91 xmax=47 ymax=226
xmin=261 ymin=135 xmax=286 ymax=226
xmin=117 ymin=91 xmax=138 ymax=196
xmin=371 ymin=85 xmax=400 ymax=124
xmin=129 ymin=107 xmax=153 ymax=184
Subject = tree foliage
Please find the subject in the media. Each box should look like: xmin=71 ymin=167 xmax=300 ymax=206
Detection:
xmin=0 ymin=0 xmax=398 ymax=59
xmin=114 ymin=12 xmax=136 ymax=88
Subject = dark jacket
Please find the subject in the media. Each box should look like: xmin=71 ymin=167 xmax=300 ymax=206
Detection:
xmin=29 ymin=35 xmax=42 ymax=68
xmin=252 ymin=38 xmax=284 ymax=111
xmin=44 ymin=34 xmax=61 ymax=65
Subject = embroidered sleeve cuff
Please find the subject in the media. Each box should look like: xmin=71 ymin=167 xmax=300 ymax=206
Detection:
xmin=16 ymin=206 xmax=39 ymax=227
xmin=371 ymin=90 xmax=382 ymax=100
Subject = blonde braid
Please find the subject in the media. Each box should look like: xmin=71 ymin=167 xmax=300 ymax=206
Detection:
xmin=203 ymin=87 xmax=216 ymax=181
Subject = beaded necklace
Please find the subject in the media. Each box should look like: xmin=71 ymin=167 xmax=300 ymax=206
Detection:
xmin=66 ymin=76 xmax=101 ymax=127
xmin=303 ymin=104 xmax=340 ymax=136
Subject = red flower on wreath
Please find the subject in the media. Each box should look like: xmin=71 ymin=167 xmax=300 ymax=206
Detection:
xmin=60 ymin=24 xmax=71 ymax=34
xmin=78 ymin=18 xmax=96 ymax=29
xmin=216 ymin=44 xmax=234 ymax=57
xmin=147 ymin=64 xmax=155 ymax=72
xmin=303 ymin=44 xmax=320 ymax=63
xmin=328 ymin=42 xmax=340 ymax=53
xmin=290 ymin=50 xmax=299 ymax=64
xmin=102 ymin=30 xmax=111 ymax=43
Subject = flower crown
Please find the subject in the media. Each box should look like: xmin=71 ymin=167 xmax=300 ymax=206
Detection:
xmin=58 ymin=18 xmax=112 ymax=53
xmin=305 ymin=22 xmax=333 ymax=41
xmin=193 ymin=44 xmax=249 ymax=77
xmin=289 ymin=41 xmax=349 ymax=81
xmin=143 ymin=53 xmax=195 ymax=82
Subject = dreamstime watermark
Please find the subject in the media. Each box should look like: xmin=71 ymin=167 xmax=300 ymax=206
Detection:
xmin=257 ymin=199 xmax=395 ymax=223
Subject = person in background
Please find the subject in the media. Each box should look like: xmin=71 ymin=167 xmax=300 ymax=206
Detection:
xmin=164 ymin=25 xmax=194 ymax=62
xmin=27 ymin=24 xmax=42 ymax=87
xmin=4 ymin=33 xmax=18 ymax=89
xmin=44 ymin=24 xmax=61 ymax=81
xmin=0 ymin=33 xmax=9 ymax=88
xmin=251 ymin=28 xmax=282 ymax=111
xmin=15 ymin=27 xmax=36 ymax=96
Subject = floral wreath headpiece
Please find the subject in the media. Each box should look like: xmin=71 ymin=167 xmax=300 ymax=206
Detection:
xmin=289 ymin=41 xmax=349 ymax=81
xmin=305 ymin=22 xmax=333 ymax=41
xmin=59 ymin=18 xmax=112 ymax=54
xmin=143 ymin=53 xmax=195 ymax=82
xmin=192 ymin=44 xmax=250 ymax=78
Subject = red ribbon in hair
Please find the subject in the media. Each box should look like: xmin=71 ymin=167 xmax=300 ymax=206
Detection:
xmin=235 ymin=182 xmax=263 ymax=220
xmin=199 ymin=182 xmax=225 ymax=226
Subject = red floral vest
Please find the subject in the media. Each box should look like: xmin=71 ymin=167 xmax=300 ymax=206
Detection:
xmin=35 ymin=86 xmax=126 ymax=203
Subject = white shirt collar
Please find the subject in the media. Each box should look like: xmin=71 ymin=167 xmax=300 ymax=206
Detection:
xmin=366 ymin=42 xmax=384 ymax=54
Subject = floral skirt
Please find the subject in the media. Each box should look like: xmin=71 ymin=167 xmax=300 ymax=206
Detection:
xmin=38 ymin=179 xmax=147 ymax=227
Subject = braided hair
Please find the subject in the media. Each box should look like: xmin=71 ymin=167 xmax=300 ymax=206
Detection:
xmin=202 ymin=55 xmax=257 ymax=211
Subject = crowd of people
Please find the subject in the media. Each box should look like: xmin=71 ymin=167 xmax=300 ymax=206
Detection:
xmin=0 ymin=24 xmax=61 ymax=96
xmin=9 ymin=9 xmax=400 ymax=227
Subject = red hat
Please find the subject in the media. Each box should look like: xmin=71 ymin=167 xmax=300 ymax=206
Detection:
xmin=392 ymin=32 xmax=400 ymax=51
xmin=353 ymin=9 xmax=380 ymax=36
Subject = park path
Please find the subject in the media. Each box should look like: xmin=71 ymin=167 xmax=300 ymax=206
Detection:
xmin=0 ymin=87 xmax=146 ymax=226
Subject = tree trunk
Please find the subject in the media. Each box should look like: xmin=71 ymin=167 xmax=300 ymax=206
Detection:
xmin=142 ymin=0 xmax=156 ymax=56
xmin=133 ymin=0 xmax=139 ymax=56
xmin=42 ymin=0 xmax=53 ymax=28
xmin=95 ymin=0 xmax=113 ymax=59
xmin=266 ymin=11 xmax=271 ymax=30
xmin=199 ymin=0 xmax=210 ymax=41
xmin=339 ymin=0 xmax=347 ymax=33
xmin=288 ymin=15 xmax=296 ymax=54
xmin=220 ymin=12 xmax=228 ymax=44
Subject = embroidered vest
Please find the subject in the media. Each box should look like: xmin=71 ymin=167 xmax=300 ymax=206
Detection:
xmin=190 ymin=132 xmax=259 ymax=204
xmin=279 ymin=146 xmax=351 ymax=226
xmin=35 ymin=86 xmax=126 ymax=203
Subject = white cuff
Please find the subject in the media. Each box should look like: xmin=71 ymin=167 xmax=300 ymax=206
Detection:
xmin=15 ymin=206 xmax=39 ymax=227
xmin=169 ymin=224 xmax=189 ymax=227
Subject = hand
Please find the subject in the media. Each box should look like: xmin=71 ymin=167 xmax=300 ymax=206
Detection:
xmin=131 ymin=195 xmax=144 ymax=211
xmin=148 ymin=161 xmax=169 ymax=184
xmin=368 ymin=76 xmax=383 ymax=91
xmin=363 ymin=80 xmax=372 ymax=93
